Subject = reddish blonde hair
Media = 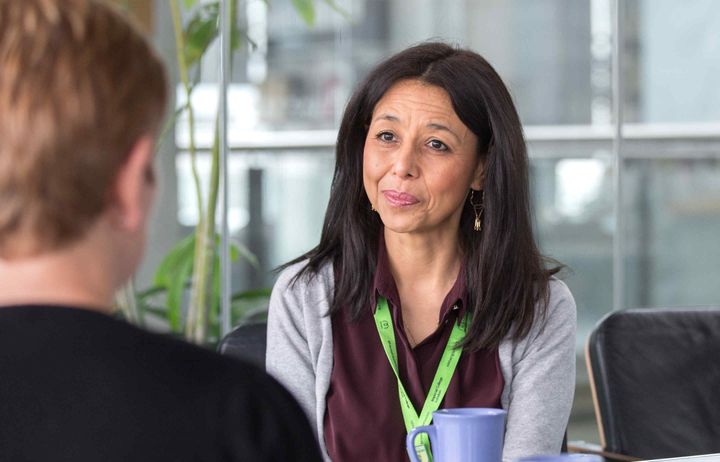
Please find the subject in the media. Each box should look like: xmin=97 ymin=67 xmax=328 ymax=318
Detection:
xmin=0 ymin=0 xmax=167 ymax=258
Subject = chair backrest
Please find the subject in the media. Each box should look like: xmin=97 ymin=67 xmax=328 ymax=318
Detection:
xmin=217 ymin=322 xmax=267 ymax=369
xmin=586 ymin=307 xmax=720 ymax=459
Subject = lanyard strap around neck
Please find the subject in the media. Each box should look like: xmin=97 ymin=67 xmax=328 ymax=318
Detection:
xmin=373 ymin=296 xmax=468 ymax=432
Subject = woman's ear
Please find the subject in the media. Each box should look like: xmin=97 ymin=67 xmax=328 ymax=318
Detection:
xmin=471 ymin=156 xmax=486 ymax=191
xmin=112 ymin=135 xmax=156 ymax=232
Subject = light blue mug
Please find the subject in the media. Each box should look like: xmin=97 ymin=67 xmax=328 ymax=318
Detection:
xmin=406 ymin=408 xmax=507 ymax=462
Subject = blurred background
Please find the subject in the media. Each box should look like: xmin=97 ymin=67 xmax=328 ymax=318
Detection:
xmin=123 ymin=0 xmax=720 ymax=445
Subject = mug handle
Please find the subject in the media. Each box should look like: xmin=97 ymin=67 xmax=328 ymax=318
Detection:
xmin=406 ymin=425 xmax=437 ymax=462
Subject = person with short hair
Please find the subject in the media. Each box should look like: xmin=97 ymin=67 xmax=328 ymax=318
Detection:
xmin=0 ymin=1 xmax=321 ymax=460
xmin=267 ymin=42 xmax=577 ymax=462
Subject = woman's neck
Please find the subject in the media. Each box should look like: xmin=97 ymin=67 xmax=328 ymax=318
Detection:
xmin=383 ymin=227 xmax=462 ymax=294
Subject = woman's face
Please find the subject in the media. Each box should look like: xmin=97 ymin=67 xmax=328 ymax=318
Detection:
xmin=363 ymin=79 xmax=484 ymax=238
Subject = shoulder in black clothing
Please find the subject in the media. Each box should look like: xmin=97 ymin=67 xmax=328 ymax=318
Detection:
xmin=0 ymin=305 xmax=322 ymax=462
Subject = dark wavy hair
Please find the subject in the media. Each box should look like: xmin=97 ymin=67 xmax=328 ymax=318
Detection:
xmin=285 ymin=42 xmax=560 ymax=351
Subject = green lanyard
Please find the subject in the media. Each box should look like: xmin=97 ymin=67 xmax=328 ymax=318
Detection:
xmin=373 ymin=296 xmax=469 ymax=462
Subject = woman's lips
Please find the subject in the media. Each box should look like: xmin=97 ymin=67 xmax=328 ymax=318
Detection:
xmin=382 ymin=190 xmax=420 ymax=207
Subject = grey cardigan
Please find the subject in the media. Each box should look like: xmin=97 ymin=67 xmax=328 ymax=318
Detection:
xmin=266 ymin=260 xmax=576 ymax=462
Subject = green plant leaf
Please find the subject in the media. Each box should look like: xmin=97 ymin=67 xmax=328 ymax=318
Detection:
xmin=182 ymin=0 xmax=199 ymax=9
xmin=209 ymin=251 xmax=221 ymax=328
xmin=231 ymin=287 xmax=272 ymax=300
xmin=322 ymin=0 xmax=350 ymax=20
xmin=291 ymin=0 xmax=315 ymax=26
xmin=153 ymin=234 xmax=196 ymax=331
xmin=231 ymin=288 xmax=271 ymax=324
xmin=184 ymin=2 xmax=220 ymax=67
xmin=166 ymin=252 xmax=194 ymax=331
xmin=138 ymin=307 xmax=171 ymax=331
xmin=142 ymin=305 xmax=167 ymax=316
xmin=230 ymin=239 xmax=259 ymax=269
xmin=155 ymin=104 xmax=186 ymax=155
xmin=153 ymin=234 xmax=194 ymax=287
xmin=229 ymin=0 xmax=244 ymax=52
xmin=200 ymin=234 xmax=262 ymax=333
xmin=136 ymin=301 xmax=168 ymax=316
xmin=136 ymin=285 xmax=166 ymax=300
xmin=134 ymin=285 xmax=171 ymax=330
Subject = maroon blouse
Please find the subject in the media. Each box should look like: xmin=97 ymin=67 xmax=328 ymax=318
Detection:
xmin=324 ymin=238 xmax=504 ymax=461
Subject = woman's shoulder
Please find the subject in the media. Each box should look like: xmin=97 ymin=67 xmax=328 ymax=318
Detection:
xmin=499 ymin=277 xmax=577 ymax=368
xmin=275 ymin=259 xmax=334 ymax=292
xmin=272 ymin=259 xmax=335 ymax=313
xmin=545 ymin=277 xmax=576 ymax=321
xmin=268 ymin=259 xmax=334 ymax=349
xmin=500 ymin=277 xmax=576 ymax=350
xmin=524 ymin=276 xmax=577 ymax=344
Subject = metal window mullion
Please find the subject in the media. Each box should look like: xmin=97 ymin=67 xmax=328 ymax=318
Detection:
xmin=612 ymin=0 xmax=625 ymax=312
xmin=219 ymin=0 xmax=232 ymax=336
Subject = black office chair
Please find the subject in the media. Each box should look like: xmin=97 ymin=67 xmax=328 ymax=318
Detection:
xmin=218 ymin=322 xmax=267 ymax=369
xmin=585 ymin=307 xmax=720 ymax=460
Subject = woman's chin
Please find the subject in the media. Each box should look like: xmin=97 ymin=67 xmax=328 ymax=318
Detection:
xmin=379 ymin=217 xmax=428 ymax=236
xmin=378 ymin=215 xmax=413 ymax=232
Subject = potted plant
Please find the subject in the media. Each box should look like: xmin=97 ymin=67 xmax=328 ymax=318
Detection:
xmin=115 ymin=0 xmax=344 ymax=346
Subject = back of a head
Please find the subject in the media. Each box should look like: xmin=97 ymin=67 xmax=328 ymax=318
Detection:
xmin=0 ymin=0 xmax=167 ymax=258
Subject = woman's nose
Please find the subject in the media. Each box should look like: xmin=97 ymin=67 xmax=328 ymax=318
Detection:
xmin=391 ymin=143 xmax=417 ymax=178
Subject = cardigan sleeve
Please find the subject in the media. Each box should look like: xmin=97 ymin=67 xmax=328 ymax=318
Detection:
xmin=266 ymin=263 xmax=319 ymax=427
xmin=266 ymin=261 xmax=335 ymax=461
xmin=499 ymin=278 xmax=577 ymax=462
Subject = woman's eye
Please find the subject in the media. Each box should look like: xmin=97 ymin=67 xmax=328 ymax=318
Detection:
xmin=428 ymin=139 xmax=449 ymax=151
xmin=377 ymin=132 xmax=396 ymax=142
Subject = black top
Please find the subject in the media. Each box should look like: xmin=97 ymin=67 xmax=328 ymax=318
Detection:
xmin=0 ymin=305 xmax=322 ymax=462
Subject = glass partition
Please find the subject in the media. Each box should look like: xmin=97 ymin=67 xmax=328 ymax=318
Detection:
xmin=134 ymin=0 xmax=720 ymax=446
xmin=623 ymin=156 xmax=720 ymax=309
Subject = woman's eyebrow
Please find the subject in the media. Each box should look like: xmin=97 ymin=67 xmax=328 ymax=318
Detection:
xmin=427 ymin=122 xmax=461 ymax=143
xmin=372 ymin=113 xmax=400 ymax=123
xmin=371 ymin=115 xmax=463 ymax=143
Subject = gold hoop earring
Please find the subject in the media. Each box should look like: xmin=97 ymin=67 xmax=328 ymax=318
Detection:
xmin=470 ymin=189 xmax=484 ymax=232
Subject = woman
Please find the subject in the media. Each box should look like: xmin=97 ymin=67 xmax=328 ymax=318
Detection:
xmin=267 ymin=42 xmax=576 ymax=462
